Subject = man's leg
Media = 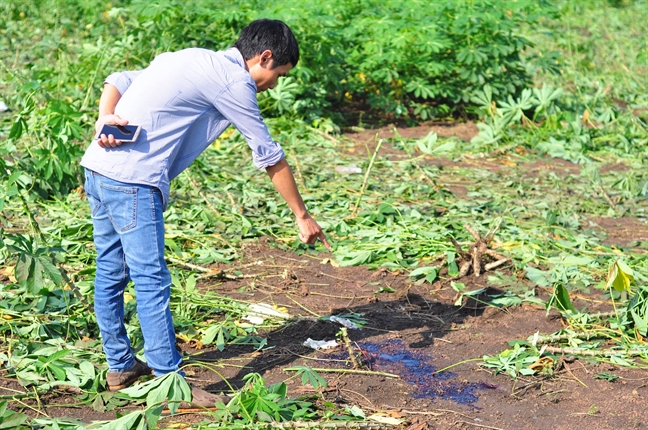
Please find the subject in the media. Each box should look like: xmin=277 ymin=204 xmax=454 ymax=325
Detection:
xmin=87 ymin=170 xmax=224 ymax=404
xmin=94 ymin=175 xmax=182 ymax=376
xmin=85 ymin=169 xmax=136 ymax=371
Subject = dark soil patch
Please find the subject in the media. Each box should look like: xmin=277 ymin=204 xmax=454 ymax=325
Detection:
xmin=516 ymin=158 xmax=581 ymax=178
xmin=343 ymin=122 xmax=479 ymax=144
xmin=588 ymin=216 xmax=648 ymax=248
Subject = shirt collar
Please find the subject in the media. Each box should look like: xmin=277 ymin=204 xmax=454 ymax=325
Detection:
xmin=225 ymin=47 xmax=246 ymax=70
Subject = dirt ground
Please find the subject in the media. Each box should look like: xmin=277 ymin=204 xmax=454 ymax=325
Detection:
xmin=177 ymin=241 xmax=647 ymax=430
xmin=6 ymin=122 xmax=648 ymax=429
xmin=20 ymin=238 xmax=647 ymax=430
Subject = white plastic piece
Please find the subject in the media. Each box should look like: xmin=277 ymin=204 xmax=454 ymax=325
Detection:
xmin=330 ymin=315 xmax=360 ymax=330
xmin=303 ymin=338 xmax=339 ymax=350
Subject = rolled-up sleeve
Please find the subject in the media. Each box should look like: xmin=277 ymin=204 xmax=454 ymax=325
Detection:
xmin=211 ymin=80 xmax=285 ymax=169
xmin=104 ymin=70 xmax=143 ymax=96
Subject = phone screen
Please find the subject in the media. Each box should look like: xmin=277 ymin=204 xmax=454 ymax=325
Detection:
xmin=97 ymin=124 xmax=141 ymax=142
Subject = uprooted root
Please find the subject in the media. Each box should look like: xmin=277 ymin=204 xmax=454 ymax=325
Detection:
xmin=448 ymin=220 xmax=510 ymax=279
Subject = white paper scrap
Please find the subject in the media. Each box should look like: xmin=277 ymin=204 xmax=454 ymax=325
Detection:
xmin=303 ymin=338 xmax=338 ymax=350
xmin=242 ymin=303 xmax=290 ymax=325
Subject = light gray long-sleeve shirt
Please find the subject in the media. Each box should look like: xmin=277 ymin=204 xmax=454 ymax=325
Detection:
xmin=81 ymin=47 xmax=284 ymax=209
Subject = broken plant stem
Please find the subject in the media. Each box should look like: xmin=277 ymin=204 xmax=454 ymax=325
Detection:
xmin=341 ymin=327 xmax=361 ymax=369
xmin=167 ymin=257 xmax=250 ymax=280
xmin=284 ymin=367 xmax=399 ymax=379
xmin=543 ymin=346 xmax=646 ymax=357
xmin=256 ymin=421 xmax=387 ymax=429
xmin=596 ymin=183 xmax=618 ymax=215
xmin=351 ymin=137 xmax=383 ymax=217
xmin=534 ymin=331 xmax=613 ymax=344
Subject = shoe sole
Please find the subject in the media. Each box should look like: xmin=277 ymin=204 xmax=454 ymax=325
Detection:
xmin=106 ymin=383 xmax=131 ymax=392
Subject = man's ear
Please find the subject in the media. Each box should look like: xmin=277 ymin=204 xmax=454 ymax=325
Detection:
xmin=259 ymin=49 xmax=273 ymax=66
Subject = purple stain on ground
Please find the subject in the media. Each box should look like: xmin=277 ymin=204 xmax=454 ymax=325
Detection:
xmin=354 ymin=339 xmax=484 ymax=405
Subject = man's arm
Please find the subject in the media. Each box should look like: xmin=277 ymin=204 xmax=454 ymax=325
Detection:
xmin=95 ymin=70 xmax=142 ymax=148
xmin=95 ymin=84 xmax=129 ymax=148
xmin=266 ymin=158 xmax=331 ymax=250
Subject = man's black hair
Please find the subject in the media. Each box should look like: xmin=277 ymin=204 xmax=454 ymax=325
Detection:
xmin=234 ymin=19 xmax=299 ymax=68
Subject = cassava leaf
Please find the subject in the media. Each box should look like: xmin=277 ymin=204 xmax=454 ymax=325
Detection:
xmin=553 ymin=284 xmax=576 ymax=314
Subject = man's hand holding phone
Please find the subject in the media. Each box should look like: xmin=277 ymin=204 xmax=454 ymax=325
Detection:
xmin=95 ymin=115 xmax=139 ymax=148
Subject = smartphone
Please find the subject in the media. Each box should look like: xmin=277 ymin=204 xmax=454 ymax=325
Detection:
xmin=96 ymin=124 xmax=141 ymax=143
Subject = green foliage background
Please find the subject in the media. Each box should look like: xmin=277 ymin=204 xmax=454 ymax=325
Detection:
xmin=0 ymin=0 xmax=557 ymax=198
xmin=1 ymin=0 xmax=648 ymax=428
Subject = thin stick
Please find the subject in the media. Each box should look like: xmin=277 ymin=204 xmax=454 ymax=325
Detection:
xmin=432 ymin=357 xmax=483 ymax=375
xmin=596 ymin=183 xmax=618 ymax=214
xmin=319 ymin=272 xmax=366 ymax=286
xmin=285 ymin=350 xmax=350 ymax=364
xmin=563 ymin=362 xmax=588 ymax=388
xmin=242 ymin=421 xmax=387 ymax=429
xmin=197 ymin=271 xmax=260 ymax=281
xmin=340 ymin=388 xmax=375 ymax=408
xmin=284 ymin=367 xmax=399 ymax=379
xmin=312 ymin=128 xmax=340 ymax=144
xmin=166 ymin=257 xmax=262 ymax=280
xmin=0 ymin=394 xmax=32 ymax=400
xmin=341 ymin=327 xmax=361 ymax=369
xmin=351 ymin=137 xmax=383 ymax=217
xmin=285 ymin=295 xmax=321 ymax=317
xmin=168 ymin=256 xmax=211 ymax=272
xmin=456 ymin=421 xmax=504 ymax=430
xmin=483 ymin=218 xmax=503 ymax=244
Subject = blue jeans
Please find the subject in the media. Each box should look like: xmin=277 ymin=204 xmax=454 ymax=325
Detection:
xmin=84 ymin=168 xmax=182 ymax=376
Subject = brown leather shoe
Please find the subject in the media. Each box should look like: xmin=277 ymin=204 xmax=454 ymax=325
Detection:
xmin=106 ymin=358 xmax=153 ymax=391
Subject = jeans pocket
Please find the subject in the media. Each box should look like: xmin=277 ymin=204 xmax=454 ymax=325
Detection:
xmin=99 ymin=182 xmax=138 ymax=232
xmin=87 ymin=194 xmax=102 ymax=217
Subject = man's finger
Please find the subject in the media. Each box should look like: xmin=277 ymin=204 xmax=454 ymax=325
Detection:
xmin=319 ymin=232 xmax=332 ymax=251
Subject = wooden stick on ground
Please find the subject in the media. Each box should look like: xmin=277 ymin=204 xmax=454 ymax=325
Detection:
xmin=341 ymin=327 xmax=361 ymax=369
